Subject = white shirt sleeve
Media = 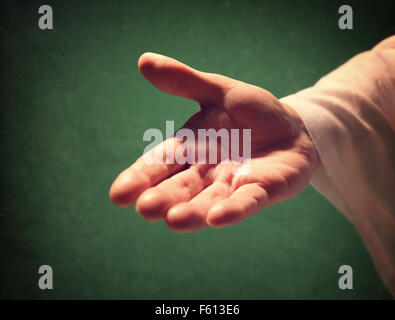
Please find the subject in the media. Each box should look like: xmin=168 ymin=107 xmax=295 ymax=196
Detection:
xmin=280 ymin=36 xmax=395 ymax=297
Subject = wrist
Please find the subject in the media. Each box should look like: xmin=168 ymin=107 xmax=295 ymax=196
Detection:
xmin=283 ymin=102 xmax=322 ymax=173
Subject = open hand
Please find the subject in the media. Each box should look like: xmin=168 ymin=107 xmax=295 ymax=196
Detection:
xmin=109 ymin=53 xmax=319 ymax=232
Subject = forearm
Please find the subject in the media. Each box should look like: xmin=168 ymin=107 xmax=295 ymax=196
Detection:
xmin=280 ymin=36 xmax=395 ymax=296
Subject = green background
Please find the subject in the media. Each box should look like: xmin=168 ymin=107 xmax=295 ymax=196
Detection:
xmin=1 ymin=0 xmax=394 ymax=299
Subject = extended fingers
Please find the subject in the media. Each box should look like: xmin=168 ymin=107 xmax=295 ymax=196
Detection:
xmin=136 ymin=165 xmax=209 ymax=221
xmin=163 ymin=182 xmax=268 ymax=233
xmin=109 ymin=137 xmax=185 ymax=207
xmin=165 ymin=181 xmax=231 ymax=232
xmin=206 ymin=183 xmax=269 ymax=228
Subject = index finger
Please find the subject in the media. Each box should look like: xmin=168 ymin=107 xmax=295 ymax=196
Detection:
xmin=109 ymin=137 xmax=186 ymax=207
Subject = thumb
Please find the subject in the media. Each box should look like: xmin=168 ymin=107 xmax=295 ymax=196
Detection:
xmin=138 ymin=53 xmax=238 ymax=105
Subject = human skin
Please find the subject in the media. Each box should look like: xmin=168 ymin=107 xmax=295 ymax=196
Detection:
xmin=109 ymin=53 xmax=320 ymax=232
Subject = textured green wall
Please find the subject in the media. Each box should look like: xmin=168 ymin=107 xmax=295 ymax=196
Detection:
xmin=1 ymin=0 xmax=393 ymax=299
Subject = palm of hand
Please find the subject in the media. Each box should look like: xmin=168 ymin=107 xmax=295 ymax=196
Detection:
xmin=110 ymin=53 xmax=319 ymax=232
